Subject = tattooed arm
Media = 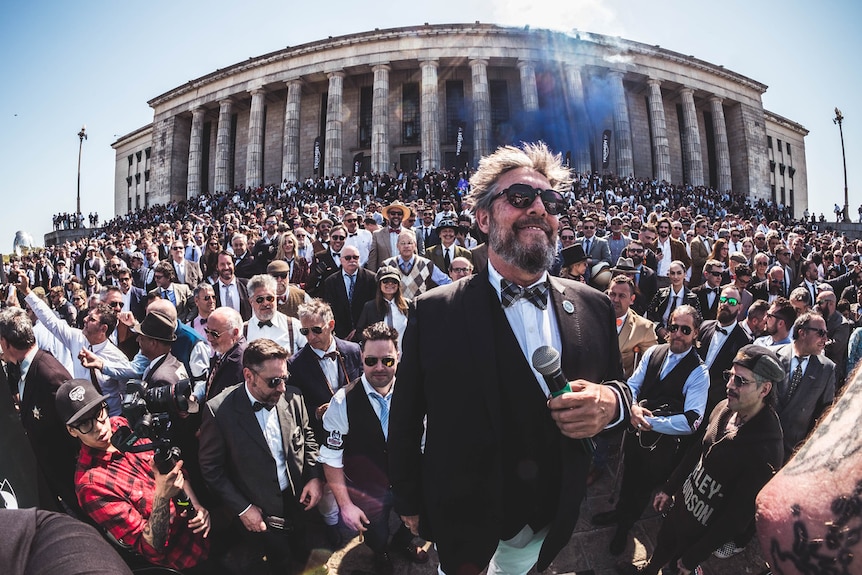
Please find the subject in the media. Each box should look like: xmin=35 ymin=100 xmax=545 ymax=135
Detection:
xmin=142 ymin=460 xmax=184 ymax=550
xmin=756 ymin=366 xmax=862 ymax=575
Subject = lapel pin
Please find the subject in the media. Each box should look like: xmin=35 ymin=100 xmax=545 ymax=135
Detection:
xmin=562 ymin=300 xmax=575 ymax=314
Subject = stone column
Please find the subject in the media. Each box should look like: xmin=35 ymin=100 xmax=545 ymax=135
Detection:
xmin=282 ymin=80 xmax=302 ymax=182
xmin=420 ymin=59 xmax=440 ymax=173
xmin=470 ymin=58 xmax=491 ymax=163
xmin=709 ymin=96 xmax=733 ymax=192
xmin=679 ymin=87 xmax=704 ymax=186
xmin=564 ymin=64 xmax=591 ymax=173
xmin=518 ymin=60 xmax=539 ymax=112
xmin=187 ymin=107 xmax=205 ymax=198
xmin=214 ymin=98 xmax=233 ymax=194
xmin=324 ymin=71 xmax=344 ymax=177
xmin=609 ymin=71 xmax=634 ymax=177
xmin=371 ymin=64 xmax=390 ymax=174
xmin=646 ymin=79 xmax=672 ymax=183
xmin=245 ymin=88 xmax=266 ymax=188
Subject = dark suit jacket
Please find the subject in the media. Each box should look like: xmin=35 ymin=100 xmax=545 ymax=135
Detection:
xmin=773 ymin=343 xmax=836 ymax=458
xmin=143 ymin=353 xmax=186 ymax=388
xmin=322 ymin=268 xmax=378 ymax=339
xmin=416 ymin=226 xmax=440 ymax=250
xmin=212 ymin=277 xmax=252 ymax=321
xmin=206 ymin=339 xmax=247 ymax=401
xmin=306 ymin=251 xmax=339 ymax=297
xmin=287 ymin=338 xmax=362 ymax=443
xmin=470 ymin=243 xmax=489 ymax=274
xmin=126 ymin=286 xmax=147 ymax=321
xmin=199 ymin=383 xmax=322 ymax=518
xmin=426 ymin=244 xmax=472 ymax=274
xmin=691 ymin=285 xmax=721 ymax=321
xmin=233 ymin=253 xmax=257 ymax=279
xmin=633 ymin=265 xmax=658 ymax=316
xmin=19 ymin=349 xmax=80 ymax=510
xmin=696 ymin=321 xmax=752 ymax=413
xmin=388 ymin=272 xmax=632 ymax=573
xmin=645 ymin=286 xmax=701 ymax=330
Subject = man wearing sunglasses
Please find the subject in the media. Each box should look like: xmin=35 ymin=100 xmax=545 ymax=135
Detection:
xmin=287 ymin=299 xmax=362 ymax=548
xmin=593 ymin=305 xmax=709 ymax=556
xmin=390 ymin=143 xmax=633 ymax=575
xmin=202 ymin=307 xmax=246 ymax=401
xmin=306 ymin=224 xmax=347 ymax=297
xmin=323 ymin=245 xmax=377 ymax=341
xmin=342 ymin=211 xmax=373 ymax=267
xmin=815 ymin=290 xmax=852 ymax=389
xmin=366 ymin=202 xmax=412 ymax=272
xmin=696 ymin=286 xmax=754 ymax=414
xmin=58 ymin=378 xmax=211 ymax=572
xmin=691 ymin=259 xmax=726 ymax=321
xmin=623 ymin=345 xmax=784 ymax=575
xmin=200 ymin=339 xmax=322 ymax=573
xmin=246 ymin=274 xmax=306 ymax=355
xmin=320 ymin=323 xmax=428 ymax=573
xmin=577 ymin=216 xmax=611 ymax=282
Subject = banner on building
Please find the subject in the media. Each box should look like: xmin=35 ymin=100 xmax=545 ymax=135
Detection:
xmin=456 ymin=126 xmax=464 ymax=157
xmin=313 ymin=137 xmax=321 ymax=175
xmin=602 ymin=130 xmax=612 ymax=169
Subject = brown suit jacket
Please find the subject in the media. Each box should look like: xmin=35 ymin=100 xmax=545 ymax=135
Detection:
xmin=618 ymin=310 xmax=658 ymax=379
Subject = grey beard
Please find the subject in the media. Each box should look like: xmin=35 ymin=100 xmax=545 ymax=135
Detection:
xmin=489 ymin=224 xmax=556 ymax=275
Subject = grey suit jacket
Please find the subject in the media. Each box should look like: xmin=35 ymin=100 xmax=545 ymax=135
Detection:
xmin=774 ymin=343 xmax=836 ymax=458
xmin=199 ymin=383 xmax=322 ymax=518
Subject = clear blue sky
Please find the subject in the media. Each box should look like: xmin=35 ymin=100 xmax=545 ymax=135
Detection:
xmin=1 ymin=0 xmax=858 ymax=247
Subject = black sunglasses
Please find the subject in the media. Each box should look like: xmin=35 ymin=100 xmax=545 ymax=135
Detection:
xmin=492 ymin=184 xmax=565 ymax=215
xmin=251 ymin=369 xmax=287 ymax=389
xmin=342 ymin=255 xmax=360 ymax=261
xmin=706 ymin=270 xmax=723 ymax=277
xmin=723 ymin=371 xmax=756 ymax=388
xmin=364 ymin=356 xmax=396 ymax=367
xmin=255 ymin=295 xmax=275 ymax=304
xmin=330 ymin=235 xmax=346 ymax=241
xmin=204 ymin=328 xmax=224 ymax=338
xmin=667 ymin=323 xmax=693 ymax=335
xmin=299 ymin=325 xmax=325 ymax=336
xmin=270 ymin=273 xmax=288 ymax=279
xmin=801 ymin=325 xmax=828 ymax=338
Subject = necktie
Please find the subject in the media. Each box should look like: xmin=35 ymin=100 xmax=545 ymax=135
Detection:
xmin=88 ymin=345 xmax=103 ymax=393
xmin=370 ymin=393 xmax=389 ymax=440
xmin=668 ymin=295 xmax=679 ymax=318
xmin=6 ymin=362 xmax=21 ymax=395
xmin=399 ymin=261 xmax=412 ymax=274
xmin=425 ymin=228 xmax=431 ymax=241
xmin=500 ymin=279 xmax=549 ymax=310
xmin=347 ymin=274 xmax=355 ymax=304
xmin=443 ymin=248 xmax=451 ymax=273
xmin=253 ymin=401 xmax=274 ymax=412
xmin=784 ymin=358 xmax=805 ymax=407
xmin=258 ymin=320 xmax=273 ymax=328
xmin=223 ymin=284 xmax=234 ymax=309
xmin=584 ymin=239 xmax=591 ymax=255
xmin=164 ymin=290 xmax=176 ymax=305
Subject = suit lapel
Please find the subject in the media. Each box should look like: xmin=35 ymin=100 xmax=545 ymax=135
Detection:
xmin=463 ymin=273 xmax=502 ymax=435
xmin=231 ymin=387 xmax=273 ymax=456
xmin=548 ymin=278 xmax=583 ymax=377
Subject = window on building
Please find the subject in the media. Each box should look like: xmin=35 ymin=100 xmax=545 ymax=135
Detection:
xmin=776 ymin=139 xmax=782 ymax=153
xmin=135 ymin=173 xmax=141 ymax=184
xmin=402 ymin=83 xmax=420 ymax=145
xmin=128 ymin=155 xmax=133 ymax=167
xmin=136 ymin=151 xmax=142 ymax=163
xmin=145 ymin=147 xmax=151 ymax=160
xmin=126 ymin=176 xmax=133 ymax=187
xmin=359 ymin=86 xmax=373 ymax=149
xmin=767 ymin=135 xmax=772 ymax=149
xmin=445 ymin=80 xmax=466 ymax=145
xmin=786 ymin=142 xmax=791 ymax=155
xmin=144 ymin=170 xmax=150 ymax=182
xmin=128 ymin=197 xmax=132 ymax=212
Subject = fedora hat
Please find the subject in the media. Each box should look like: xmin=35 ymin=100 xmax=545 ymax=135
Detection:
xmin=590 ymin=262 xmax=614 ymax=291
xmin=611 ymin=257 xmax=638 ymax=273
xmin=561 ymin=244 xmax=588 ymax=268
xmin=381 ymin=201 xmax=412 ymax=221
xmin=130 ymin=309 xmax=177 ymax=342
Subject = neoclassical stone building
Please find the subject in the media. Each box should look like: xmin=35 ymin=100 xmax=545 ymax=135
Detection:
xmin=112 ymin=23 xmax=808 ymax=217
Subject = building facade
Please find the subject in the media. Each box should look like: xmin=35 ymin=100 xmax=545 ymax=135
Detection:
xmin=112 ymin=23 xmax=808 ymax=216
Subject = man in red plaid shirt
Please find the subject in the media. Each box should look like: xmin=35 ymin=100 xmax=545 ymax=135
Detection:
xmin=56 ymin=378 xmax=210 ymax=571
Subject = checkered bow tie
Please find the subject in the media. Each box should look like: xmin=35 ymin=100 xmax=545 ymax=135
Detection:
xmin=500 ymin=279 xmax=549 ymax=310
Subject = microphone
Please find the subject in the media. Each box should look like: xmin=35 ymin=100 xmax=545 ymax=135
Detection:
xmin=531 ymin=345 xmax=571 ymax=398
xmin=532 ymin=345 xmax=595 ymax=455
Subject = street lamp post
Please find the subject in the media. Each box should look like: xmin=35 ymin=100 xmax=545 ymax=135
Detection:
xmin=833 ymin=108 xmax=850 ymax=223
xmin=77 ymin=125 xmax=87 ymax=227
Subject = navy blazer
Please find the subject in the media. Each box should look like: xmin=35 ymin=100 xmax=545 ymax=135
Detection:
xmin=322 ymin=268 xmax=378 ymax=339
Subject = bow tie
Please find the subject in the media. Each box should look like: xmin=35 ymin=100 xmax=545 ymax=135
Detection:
xmin=389 ymin=228 xmax=401 ymax=234
xmin=258 ymin=320 xmax=273 ymax=328
xmin=321 ymin=351 xmax=339 ymax=361
xmin=199 ymin=317 xmax=207 ymax=324
xmin=253 ymin=401 xmax=274 ymax=412
xmin=500 ymin=279 xmax=549 ymax=310
xmin=348 ymin=233 xmax=358 ymax=237
xmin=332 ymin=252 xmax=340 ymax=257
xmin=707 ymin=287 xmax=719 ymax=294
xmin=716 ymin=327 xmax=728 ymax=335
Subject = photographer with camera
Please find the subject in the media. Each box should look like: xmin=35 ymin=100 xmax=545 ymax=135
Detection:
xmin=57 ymin=378 xmax=210 ymax=571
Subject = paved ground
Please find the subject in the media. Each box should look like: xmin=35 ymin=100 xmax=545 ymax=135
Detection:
xmin=312 ymin=449 xmax=771 ymax=575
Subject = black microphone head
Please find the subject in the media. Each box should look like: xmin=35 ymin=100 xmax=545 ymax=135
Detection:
xmin=532 ymin=345 xmax=561 ymax=376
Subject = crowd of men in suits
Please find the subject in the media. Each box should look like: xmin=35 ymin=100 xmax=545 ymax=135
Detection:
xmin=1 ymin=149 xmax=861 ymax=574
